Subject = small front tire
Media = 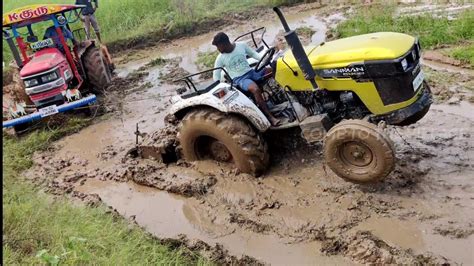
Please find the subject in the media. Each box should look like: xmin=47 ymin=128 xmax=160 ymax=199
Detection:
xmin=323 ymin=119 xmax=395 ymax=183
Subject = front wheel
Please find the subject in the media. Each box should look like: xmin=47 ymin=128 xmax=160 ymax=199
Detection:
xmin=323 ymin=119 xmax=395 ymax=183
xmin=178 ymin=108 xmax=269 ymax=176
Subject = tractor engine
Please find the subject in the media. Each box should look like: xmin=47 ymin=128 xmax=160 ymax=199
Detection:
xmin=19 ymin=47 xmax=74 ymax=108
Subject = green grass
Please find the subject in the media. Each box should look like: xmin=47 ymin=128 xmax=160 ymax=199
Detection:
xmin=3 ymin=119 xmax=207 ymax=265
xmin=2 ymin=0 xmax=308 ymax=66
xmin=196 ymin=51 xmax=219 ymax=70
xmin=335 ymin=6 xmax=474 ymax=49
xmin=295 ymin=26 xmax=316 ymax=37
xmin=450 ymin=43 xmax=474 ymax=66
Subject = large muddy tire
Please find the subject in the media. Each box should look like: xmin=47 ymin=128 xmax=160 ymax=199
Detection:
xmin=83 ymin=46 xmax=111 ymax=93
xmin=323 ymin=119 xmax=395 ymax=183
xmin=178 ymin=108 xmax=269 ymax=176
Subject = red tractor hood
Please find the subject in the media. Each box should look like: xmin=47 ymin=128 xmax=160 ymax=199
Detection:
xmin=20 ymin=48 xmax=67 ymax=77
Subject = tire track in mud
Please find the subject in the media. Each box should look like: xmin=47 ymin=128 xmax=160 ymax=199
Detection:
xmin=24 ymin=3 xmax=474 ymax=265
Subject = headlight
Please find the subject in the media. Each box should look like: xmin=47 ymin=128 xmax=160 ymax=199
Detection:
xmin=24 ymin=78 xmax=38 ymax=88
xmin=41 ymin=71 xmax=59 ymax=83
xmin=401 ymin=58 xmax=408 ymax=71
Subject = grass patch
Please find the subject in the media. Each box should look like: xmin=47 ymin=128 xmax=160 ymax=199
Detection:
xmin=146 ymin=57 xmax=167 ymax=67
xmin=137 ymin=57 xmax=168 ymax=72
xmin=335 ymin=6 xmax=474 ymax=49
xmin=3 ymin=119 xmax=207 ymax=265
xmin=296 ymin=26 xmax=316 ymax=37
xmin=196 ymin=51 xmax=220 ymax=70
xmin=450 ymin=43 xmax=474 ymax=66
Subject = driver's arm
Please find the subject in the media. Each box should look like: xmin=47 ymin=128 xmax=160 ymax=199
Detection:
xmin=64 ymin=28 xmax=79 ymax=46
xmin=244 ymin=43 xmax=261 ymax=61
xmin=212 ymin=54 xmax=223 ymax=82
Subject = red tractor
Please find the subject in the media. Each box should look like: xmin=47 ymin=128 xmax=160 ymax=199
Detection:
xmin=2 ymin=4 xmax=113 ymax=133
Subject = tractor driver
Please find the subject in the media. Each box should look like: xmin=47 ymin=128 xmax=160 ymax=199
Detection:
xmin=212 ymin=32 xmax=281 ymax=126
xmin=43 ymin=16 xmax=78 ymax=53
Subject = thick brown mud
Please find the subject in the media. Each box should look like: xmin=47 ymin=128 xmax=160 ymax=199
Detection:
xmin=23 ymin=2 xmax=474 ymax=265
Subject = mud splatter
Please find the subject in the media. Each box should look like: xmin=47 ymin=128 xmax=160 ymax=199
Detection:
xmin=434 ymin=225 xmax=474 ymax=239
xmin=321 ymin=231 xmax=451 ymax=265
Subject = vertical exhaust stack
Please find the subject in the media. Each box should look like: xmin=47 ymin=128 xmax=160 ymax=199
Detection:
xmin=273 ymin=7 xmax=318 ymax=89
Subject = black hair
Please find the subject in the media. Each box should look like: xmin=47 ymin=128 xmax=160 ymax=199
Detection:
xmin=212 ymin=32 xmax=230 ymax=46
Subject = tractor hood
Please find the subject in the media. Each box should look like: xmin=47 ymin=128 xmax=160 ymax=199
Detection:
xmin=20 ymin=48 xmax=66 ymax=77
xmin=282 ymin=32 xmax=416 ymax=69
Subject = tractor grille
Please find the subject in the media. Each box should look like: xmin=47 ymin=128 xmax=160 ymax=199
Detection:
xmin=365 ymin=42 xmax=422 ymax=105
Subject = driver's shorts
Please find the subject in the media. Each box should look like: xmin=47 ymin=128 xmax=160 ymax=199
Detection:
xmin=233 ymin=69 xmax=265 ymax=91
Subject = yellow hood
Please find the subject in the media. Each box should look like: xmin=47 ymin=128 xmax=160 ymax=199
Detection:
xmin=281 ymin=32 xmax=416 ymax=69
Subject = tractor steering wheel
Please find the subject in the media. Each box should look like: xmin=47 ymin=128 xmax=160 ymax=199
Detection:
xmin=255 ymin=47 xmax=276 ymax=72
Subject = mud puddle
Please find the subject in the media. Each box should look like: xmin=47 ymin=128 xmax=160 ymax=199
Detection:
xmin=76 ymin=178 xmax=349 ymax=265
xmin=25 ymin=2 xmax=474 ymax=265
xmin=114 ymin=4 xmax=336 ymax=78
xmin=423 ymin=58 xmax=474 ymax=76
xmin=432 ymin=101 xmax=474 ymax=120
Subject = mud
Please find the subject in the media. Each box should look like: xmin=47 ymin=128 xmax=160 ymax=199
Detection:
xmin=321 ymin=231 xmax=450 ymax=265
xmin=23 ymin=2 xmax=474 ymax=265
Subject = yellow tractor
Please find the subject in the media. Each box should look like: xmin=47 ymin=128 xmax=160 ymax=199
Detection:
xmin=167 ymin=7 xmax=432 ymax=183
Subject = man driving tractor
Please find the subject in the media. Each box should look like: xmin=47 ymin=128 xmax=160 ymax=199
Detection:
xmin=212 ymin=32 xmax=281 ymax=126
xmin=43 ymin=16 xmax=78 ymax=53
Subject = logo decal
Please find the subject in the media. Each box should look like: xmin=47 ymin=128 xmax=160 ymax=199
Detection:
xmin=322 ymin=67 xmax=365 ymax=76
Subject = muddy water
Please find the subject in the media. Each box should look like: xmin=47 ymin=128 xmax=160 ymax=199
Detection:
xmin=27 ymin=3 xmax=474 ymax=265
xmin=77 ymin=178 xmax=349 ymax=265
xmin=116 ymin=6 xmax=330 ymax=77
xmin=432 ymin=101 xmax=473 ymax=120
xmin=422 ymin=59 xmax=474 ymax=76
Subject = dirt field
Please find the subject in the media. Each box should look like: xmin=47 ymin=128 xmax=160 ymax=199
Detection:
xmin=21 ymin=2 xmax=473 ymax=264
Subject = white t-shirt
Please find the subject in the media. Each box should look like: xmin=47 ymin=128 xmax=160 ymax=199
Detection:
xmin=213 ymin=42 xmax=262 ymax=81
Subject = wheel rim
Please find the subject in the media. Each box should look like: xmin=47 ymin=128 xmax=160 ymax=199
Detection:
xmin=209 ymin=140 xmax=232 ymax=162
xmin=195 ymin=136 xmax=232 ymax=162
xmin=339 ymin=141 xmax=373 ymax=167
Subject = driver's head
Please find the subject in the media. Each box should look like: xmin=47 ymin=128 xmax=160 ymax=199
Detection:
xmin=274 ymin=34 xmax=286 ymax=51
xmin=212 ymin=32 xmax=231 ymax=53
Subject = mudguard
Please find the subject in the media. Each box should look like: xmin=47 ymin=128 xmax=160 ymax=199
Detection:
xmin=76 ymin=39 xmax=95 ymax=59
xmin=169 ymin=83 xmax=271 ymax=132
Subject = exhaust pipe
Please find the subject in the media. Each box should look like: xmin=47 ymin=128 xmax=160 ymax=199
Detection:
xmin=273 ymin=7 xmax=318 ymax=89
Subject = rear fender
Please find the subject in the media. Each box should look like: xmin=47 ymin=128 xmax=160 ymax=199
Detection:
xmin=169 ymin=83 xmax=271 ymax=132
xmin=77 ymin=39 xmax=95 ymax=59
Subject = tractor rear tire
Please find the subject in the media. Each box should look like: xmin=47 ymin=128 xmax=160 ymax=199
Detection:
xmin=178 ymin=108 xmax=269 ymax=177
xmin=83 ymin=46 xmax=111 ymax=93
xmin=323 ymin=119 xmax=395 ymax=183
